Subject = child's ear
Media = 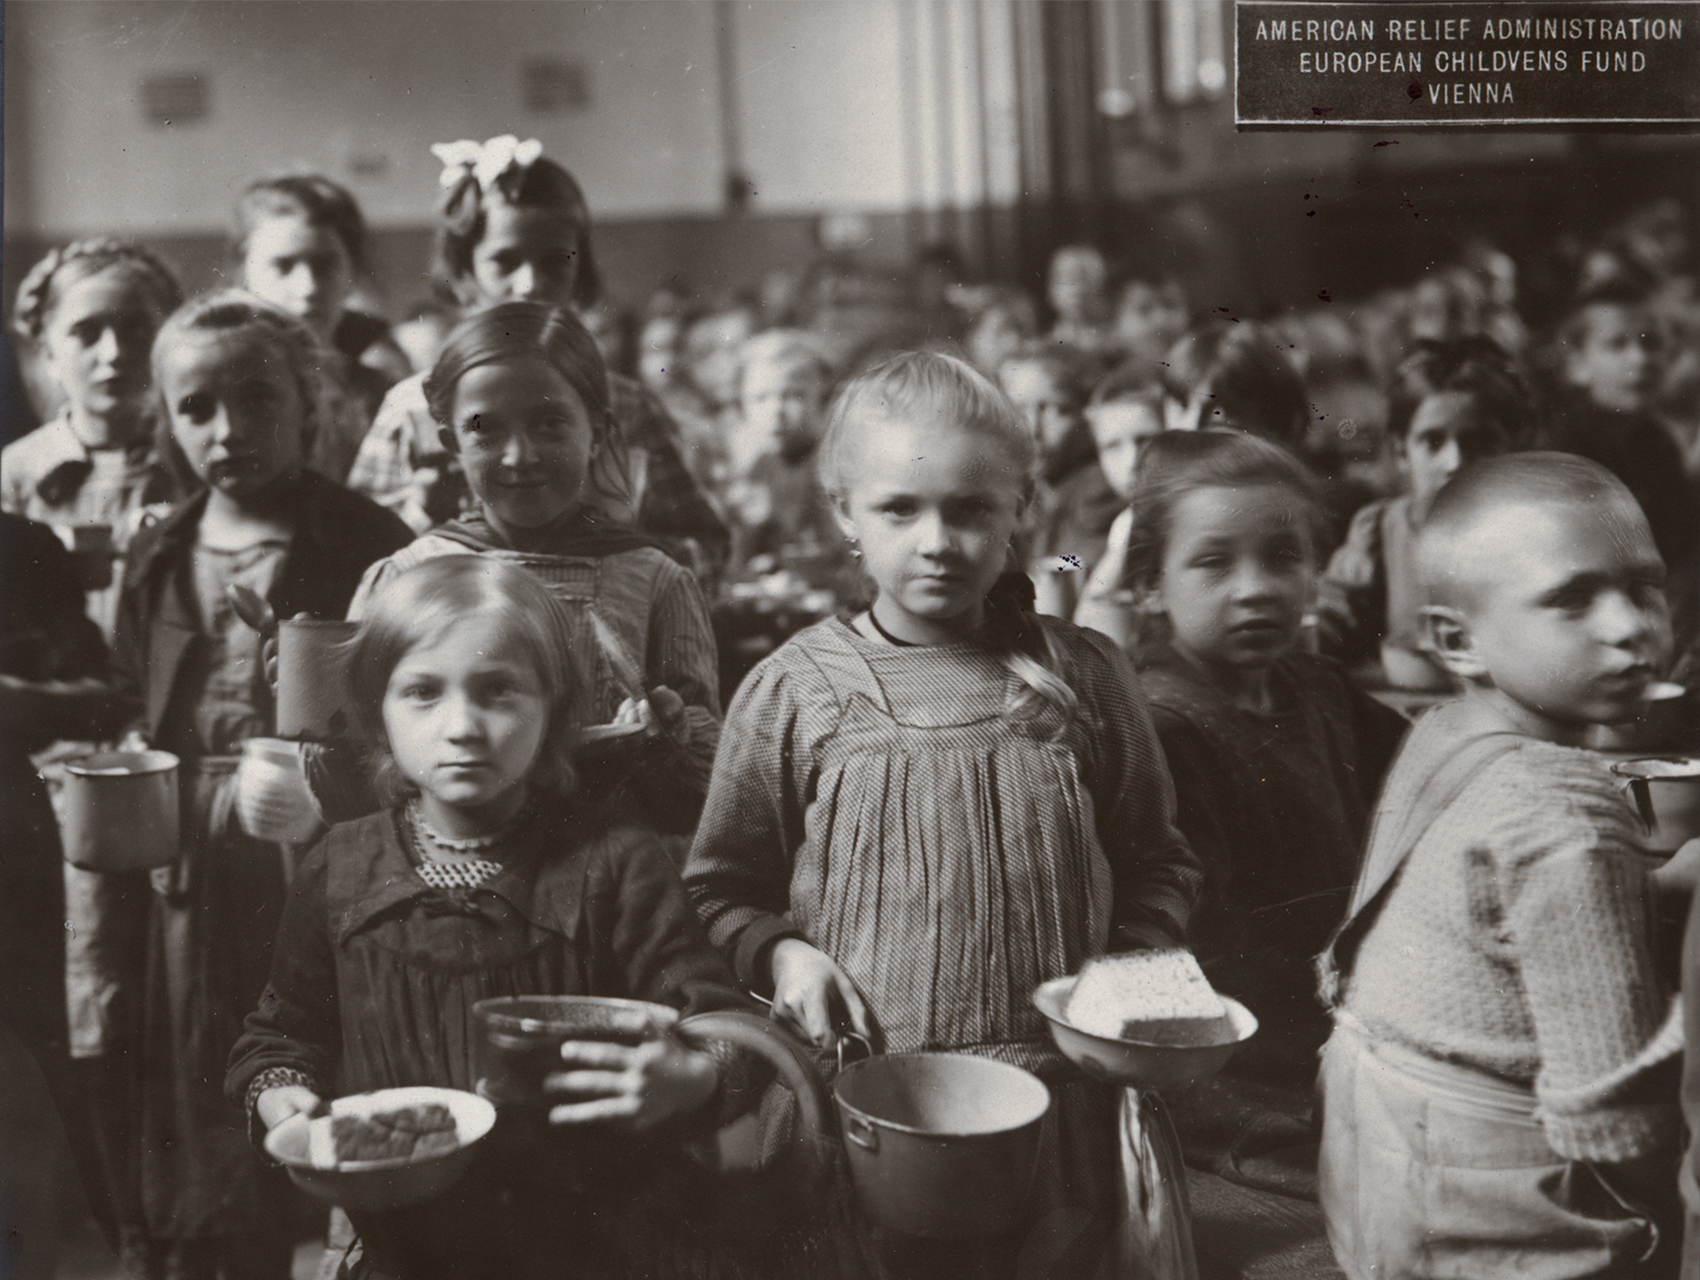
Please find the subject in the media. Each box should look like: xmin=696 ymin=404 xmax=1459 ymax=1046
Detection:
xmin=1420 ymin=604 xmax=1487 ymax=680
xmin=830 ymin=494 xmax=857 ymax=545
xmin=438 ymin=426 xmax=461 ymax=457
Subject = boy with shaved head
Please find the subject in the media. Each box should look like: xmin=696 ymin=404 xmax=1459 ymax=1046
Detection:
xmin=1318 ymin=452 xmax=1692 ymax=1279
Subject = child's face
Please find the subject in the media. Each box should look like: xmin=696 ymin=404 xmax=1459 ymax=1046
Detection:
xmin=242 ymin=215 xmax=354 ymax=339
xmin=638 ymin=316 xmax=684 ymax=389
xmin=383 ymin=617 xmax=547 ymax=821
xmin=467 ymin=202 xmax=582 ymax=311
xmin=966 ymin=306 xmax=1030 ymax=376
xmin=1048 ymin=251 xmax=1106 ymax=324
xmin=40 ymin=268 xmax=166 ymax=436
xmin=1156 ymin=483 xmax=1313 ymax=681
xmin=834 ymin=415 xmax=1025 ymax=641
xmin=447 ymin=357 xmax=595 ymax=532
xmin=1402 ymin=391 xmax=1511 ymax=517
xmin=999 ymin=360 xmax=1077 ymax=453
xmin=1087 ymin=398 xmax=1164 ymax=501
xmin=1114 ymin=282 xmax=1188 ymax=360
xmin=1566 ymin=303 xmax=1660 ymax=413
xmin=1445 ymin=499 xmax=1669 ymax=732
xmin=686 ymin=310 xmax=757 ymax=407
xmin=741 ymin=358 xmax=826 ymax=448
xmin=158 ymin=330 xmax=307 ymax=497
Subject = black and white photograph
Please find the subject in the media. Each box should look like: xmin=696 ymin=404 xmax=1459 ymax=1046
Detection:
xmin=2 ymin=2 xmax=1698 ymax=1278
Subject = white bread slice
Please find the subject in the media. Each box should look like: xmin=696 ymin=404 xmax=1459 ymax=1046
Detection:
xmin=307 ymin=1115 xmax=337 ymax=1169
xmin=1067 ymin=949 xmax=1231 ymax=1046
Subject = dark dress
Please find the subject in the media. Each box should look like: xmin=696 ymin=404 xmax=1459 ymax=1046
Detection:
xmin=111 ymin=473 xmax=410 ymax=1268
xmin=1136 ymin=645 xmax=1406 ymax=1080
xmin=225 ymin=796 xmax=762 ymax=1280
xmin=1135 ymin=645 xmax=1405 ymax=1278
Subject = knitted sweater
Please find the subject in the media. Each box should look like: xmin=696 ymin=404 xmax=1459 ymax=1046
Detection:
xmin=1342 ymin=702 xmax=1682 ymax=1162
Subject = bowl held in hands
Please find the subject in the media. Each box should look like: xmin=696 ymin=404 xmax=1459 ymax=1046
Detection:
xmin=61 ymin=751 xmax=179 ymax=870
xmin=473 ymin=995 xmax=680 ymax=1108
xmin=265 ymin=1086 xmax=495 ymax=1211
xmin=1032 ymin=976 xmax=1257 ymax=1091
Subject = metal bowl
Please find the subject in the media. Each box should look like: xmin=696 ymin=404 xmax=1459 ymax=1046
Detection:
xmin=473 ymin=995 xmax=679 ymax=1108
xmin=1032 ymin=976 xmax=1257 ymax=1091
xmin=264 ymin=1086 xmax=496 ymax=1211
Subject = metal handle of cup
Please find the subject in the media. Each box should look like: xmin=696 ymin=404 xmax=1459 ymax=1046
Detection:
xmin=843 ymin=1114 xmax=879 ymax=1152
xmin=1630 ymin=776 xmax=1657 ymax=835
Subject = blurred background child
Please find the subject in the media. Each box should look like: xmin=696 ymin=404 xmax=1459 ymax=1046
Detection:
xmin=234 ymin=174 xmax=411 ymax=482
xmin=1318 ymin=338 xmax=1529 ymax=692
xmin=3 ymin=240 xmax=184 ymax=637
xmin=1072 ymin=362 xmax=1166 ymax=647
xmin=1045 ymin=243 xmax=1114 ymax=360
xmin=998 ymin=343 xmax=1121 ymax=618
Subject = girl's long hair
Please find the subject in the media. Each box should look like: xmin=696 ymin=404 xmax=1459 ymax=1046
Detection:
xmin=346 ymin=555 xmax=587 ymax=804
xmin=818 ymin=350 xmax=1079 ymax=729
xmin=423 ymin=301 xmax=629 ymax=511
xmin=149 ymin=290 xmax=334 ymax=491
xmin=1123 ymin=429 xmax=1325 ymax=601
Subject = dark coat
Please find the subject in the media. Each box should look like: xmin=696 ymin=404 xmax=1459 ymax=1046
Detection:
xmin=112 ymin=471 xmax=411 ymax=739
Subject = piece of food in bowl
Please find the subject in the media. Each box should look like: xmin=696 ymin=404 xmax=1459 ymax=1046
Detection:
xmin=305 ymin=1103 xmax=459 ymax=1168
xmin=1066 ymin=949 xmax=1232 ymax=1045
xmin=334 ymin=1103 xmax=458 ymax=1162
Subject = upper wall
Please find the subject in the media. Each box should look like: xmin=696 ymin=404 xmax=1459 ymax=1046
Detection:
xmin=2 ymin=0 xmax=912 ymax=238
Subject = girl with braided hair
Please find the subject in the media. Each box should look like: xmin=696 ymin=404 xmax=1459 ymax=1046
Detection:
xmin=3 ymin=239 xmax=184 ymax=637
xmin=686 ymin=351 xmax=1204 ymax=1278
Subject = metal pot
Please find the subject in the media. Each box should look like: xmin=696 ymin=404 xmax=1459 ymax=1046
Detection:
xmin=61 ymin=750 xmax=179 ymax=871
xmin=833 ymin=1051 xmax=1050 ymax=1238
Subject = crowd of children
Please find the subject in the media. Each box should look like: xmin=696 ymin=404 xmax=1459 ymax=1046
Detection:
xmin=2 ymin=132 xmax=1698 ymax=1280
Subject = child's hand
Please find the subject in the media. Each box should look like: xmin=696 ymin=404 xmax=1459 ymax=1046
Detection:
xmin=545 ymin=1037 xmax=718 ymax=1132
xmin=769 ymin=938 xmax=872 ymax=1050
xmin=643 ymin=686 xmax=690 ymax=747
xmin=1653 ymin=837 xmax=1700 ymax=896
xmin=256 ymin=1085 xmax=322 ymax=1132
xmin=608 ymin=689 xmax=690 ymax=747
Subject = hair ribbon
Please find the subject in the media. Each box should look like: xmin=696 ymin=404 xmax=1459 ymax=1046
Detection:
xmin=431 ymin=135 xmax=545 ymax=192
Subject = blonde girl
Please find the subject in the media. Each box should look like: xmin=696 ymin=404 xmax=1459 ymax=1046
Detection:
xmin=229 ymin=555 xmax=749 ymax=1280
xmin=113 ymin=291 xmax=409 ymax=1278
xmin=686 ymin=351 xmax=1202 ymax=1277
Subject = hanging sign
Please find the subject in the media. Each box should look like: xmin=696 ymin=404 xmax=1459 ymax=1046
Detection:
xmin=1236 ymin=2 xmax=1700 ymax=126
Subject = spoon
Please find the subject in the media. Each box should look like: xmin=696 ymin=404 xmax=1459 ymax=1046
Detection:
xmin=227 ymin=584 xmax=278 ymax=639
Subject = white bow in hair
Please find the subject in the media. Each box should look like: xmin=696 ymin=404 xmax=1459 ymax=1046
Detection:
xmin=431 ymin=135 xmax=544 ymax=191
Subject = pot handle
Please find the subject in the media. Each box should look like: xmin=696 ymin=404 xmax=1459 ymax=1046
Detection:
xmin=842 ymin=1113 xmax=878 ymax=1152
xmin=675 ymin=1009 xmax=833 ymax=1142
